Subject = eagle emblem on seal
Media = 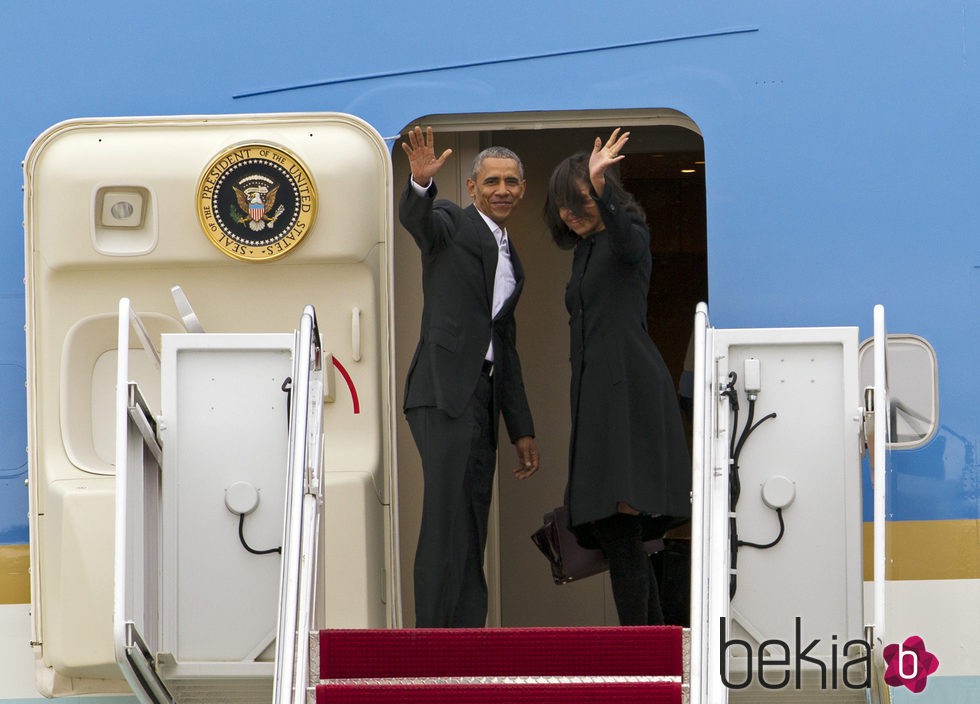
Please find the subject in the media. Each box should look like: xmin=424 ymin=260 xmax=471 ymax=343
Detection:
xmin=233 ymin=178 xmax=285 ymax=231
xmin=197 ymin=143 xmax=317 ymax=262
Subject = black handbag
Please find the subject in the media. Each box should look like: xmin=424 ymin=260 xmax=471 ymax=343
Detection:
xmin=530 ymin=505 xmax=665 ymax=585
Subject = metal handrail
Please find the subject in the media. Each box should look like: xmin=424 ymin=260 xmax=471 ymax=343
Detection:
xmin=113 ymin=298 xmax=173 ymax=704
xmin=688 ymin=304 xmax=707 ymax=703
xmin=689 ymin=302 xmax=729 ymax=704
xmin=273 ymin=306 xmax=324 ymax=704
xmin=872 ymin=305 xmax=888 ymax=648
xmin=868 ymin=305 xmax=892 ymax=704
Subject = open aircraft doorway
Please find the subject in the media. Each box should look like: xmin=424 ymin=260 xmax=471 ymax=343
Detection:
xmin=391 ymin=110 xmax=707 ymax=627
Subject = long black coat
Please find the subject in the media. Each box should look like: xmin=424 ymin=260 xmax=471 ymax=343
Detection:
xmin=565 ymin=186 xmax=690 ymax=534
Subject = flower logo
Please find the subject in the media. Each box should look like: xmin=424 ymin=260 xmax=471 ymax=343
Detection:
xmin=883 ymin=635 xmax=939 ymax=693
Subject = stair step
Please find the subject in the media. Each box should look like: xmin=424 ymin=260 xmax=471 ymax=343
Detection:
xmin=315 ymin=680 xmax=682 ymax=703
xmin=318 ymin=626 xmax=683 ymax=680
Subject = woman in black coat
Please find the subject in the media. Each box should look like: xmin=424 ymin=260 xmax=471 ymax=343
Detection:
xmin=544 ymin=129 xmax=691 ymax=625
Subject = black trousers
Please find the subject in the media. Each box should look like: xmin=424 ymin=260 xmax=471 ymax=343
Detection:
xmin=591 ymin=513 xmax=664 ymax=626
xmin=406 ymin=370 xmax=496 ymax=628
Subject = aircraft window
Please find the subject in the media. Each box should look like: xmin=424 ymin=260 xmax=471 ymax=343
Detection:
xmin=858 ymin=334 xmax=938 ymax=448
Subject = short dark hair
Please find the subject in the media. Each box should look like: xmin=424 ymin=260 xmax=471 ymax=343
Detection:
xmin=470 ymin=146 xmax=524 ymax=180
xmin=543 ymin=152 xmax=646 ymax=250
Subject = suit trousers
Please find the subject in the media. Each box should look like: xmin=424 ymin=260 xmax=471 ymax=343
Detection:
xmin=406 ymin=369 xmax=496 ymax=627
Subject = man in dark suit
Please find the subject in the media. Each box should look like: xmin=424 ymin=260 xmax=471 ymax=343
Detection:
xmin=399 ymin=126 xmax=540 ymax=628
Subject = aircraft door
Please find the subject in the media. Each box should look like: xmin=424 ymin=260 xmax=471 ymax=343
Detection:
xmin=25 ymin=113 xmax=398 ymax=696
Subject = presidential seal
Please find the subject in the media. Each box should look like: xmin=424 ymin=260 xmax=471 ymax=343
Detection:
xmin=197 ymin=143 xmax=317 ymax=262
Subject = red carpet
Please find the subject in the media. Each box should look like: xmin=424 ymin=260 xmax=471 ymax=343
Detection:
xmin=316 ymin=681 xmax=681 ymax=703
xmin=316 ymin=626 xmax=684 ymax=703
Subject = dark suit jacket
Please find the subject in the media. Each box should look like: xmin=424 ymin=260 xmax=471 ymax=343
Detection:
xmin=399 ymin=179 xmax=534 ymax=444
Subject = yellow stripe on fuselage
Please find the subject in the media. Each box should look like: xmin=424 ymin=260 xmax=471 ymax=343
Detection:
xmin=863 ymin=519 xmax=980 ymax=581
xmin=3 ymin=522 xmax=976 ymax=604
xmin=0 ymin=545 xmax=29 ymax=605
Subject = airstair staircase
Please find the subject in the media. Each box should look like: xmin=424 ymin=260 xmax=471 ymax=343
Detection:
xmin=114 ymin=301 xmax=893 ymax=704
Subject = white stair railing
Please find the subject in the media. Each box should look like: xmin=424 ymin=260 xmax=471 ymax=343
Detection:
xmin=871 ymin=304 xmax=888 ymax=646
xmin=688 ymin=302 xmax=730 ymax=704
xmin=274 ymin=306 xmax=325 ymax=704
xmin=113 ymin=298 xmax=173 ymax=704
xmin=868 ymin=304 xmax=892 ymax=704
